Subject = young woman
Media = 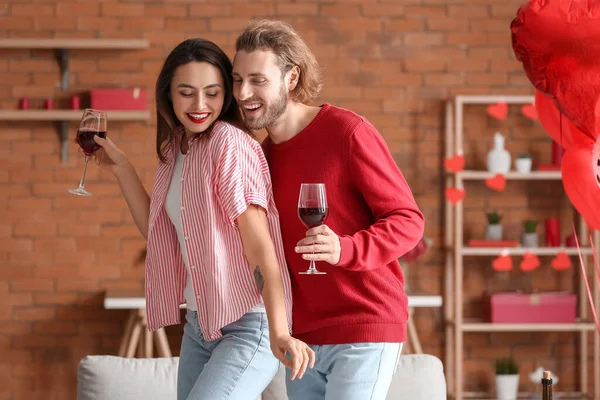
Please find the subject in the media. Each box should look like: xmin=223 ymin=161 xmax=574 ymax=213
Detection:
xmin=93 ymin=38 xmax=314 ymax=400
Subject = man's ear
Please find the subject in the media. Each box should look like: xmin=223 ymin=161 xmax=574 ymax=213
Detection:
xmin=287 ymin=65 xmax=300 ymax=91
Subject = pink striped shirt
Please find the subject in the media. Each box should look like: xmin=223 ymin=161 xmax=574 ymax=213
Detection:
xmin=145 ymin=121 xmax=293 ymax=340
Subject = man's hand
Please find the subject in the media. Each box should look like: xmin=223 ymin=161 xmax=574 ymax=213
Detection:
xmin=295 ymin=224 xmax=342 ymax=265
xmin=270 ymin=335 xmax=316 ymax=380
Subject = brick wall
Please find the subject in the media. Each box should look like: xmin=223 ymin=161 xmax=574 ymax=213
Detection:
xmin=0 ymin=0 xmax=593 ymax=398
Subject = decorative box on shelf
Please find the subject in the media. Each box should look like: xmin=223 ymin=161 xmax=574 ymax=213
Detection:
xmin=90 ymin=88 xmax=147 ymax=110
xmin=483 ymin=292 xmax=577 ymax=324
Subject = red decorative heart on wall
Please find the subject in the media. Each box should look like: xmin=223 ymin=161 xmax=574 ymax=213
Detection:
xmin=521 ymin=103 xmax=538 ymax=120
xmin=444 ymin=155 xmax=465 ymax=173
xmin=485 ymin=174 xmax=506 ymax=191
xmin=520 ymin=252 xmax=541 ymax=272
xmin=488 ymin=102 xmax=509 ymax=120
xmin=445 ymin=187 xmax=465 ymax=205
xmin=493 ymin=253 xmax=513 ymax=271
xmin=551 ymin=252 xmax=572 ymax=270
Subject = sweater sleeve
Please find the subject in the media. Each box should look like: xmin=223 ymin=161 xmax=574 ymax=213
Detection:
xmin=336 ymin=119 xmax=425 ymax=271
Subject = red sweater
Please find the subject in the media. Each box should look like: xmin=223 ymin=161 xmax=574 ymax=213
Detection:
xmin=263 ymin=104 xmax=425 ymax=345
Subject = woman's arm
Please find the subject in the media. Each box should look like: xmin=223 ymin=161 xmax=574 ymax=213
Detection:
xmin=114 ymin=163 xmax=151 ymax=239
xmin=94 ymin=136 xmax=151 ymax=239
xmin=237 ymin=205 xmax=315 ymax=380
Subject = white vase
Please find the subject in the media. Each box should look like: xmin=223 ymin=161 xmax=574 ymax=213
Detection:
xmin=486 ymin=224 xmax=503 ymax=240
xmin=515 ymin=157 xmax=532 ymax=173
xmin=487 ymin=132 xmax=511 ymax=174
xmin=521 ymin=232 xmax=538 ymax=247
xmin=496 ymin=374 xmax=519 ymax=400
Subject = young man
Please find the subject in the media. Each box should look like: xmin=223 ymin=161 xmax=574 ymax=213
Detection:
xmin=232 ymin=19 xmax=425 ymax=400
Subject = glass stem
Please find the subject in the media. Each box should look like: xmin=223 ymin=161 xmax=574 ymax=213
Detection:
xmin=309 ymin=259 xmax=316 ymax=271
xmin=78 ymin=156 xmax=91 ymax=189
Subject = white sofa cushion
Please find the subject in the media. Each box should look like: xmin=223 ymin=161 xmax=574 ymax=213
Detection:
xmin=77 ymin=354 xmax=446 ymax=400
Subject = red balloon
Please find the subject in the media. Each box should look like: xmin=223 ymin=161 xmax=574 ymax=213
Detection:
xmin=562 ymin=141 xmax=600 ymax=231
xmin=511 ymin=0 xmax=600 ymax=141
xmin=534 ymin=90 xmax=576 ymax=149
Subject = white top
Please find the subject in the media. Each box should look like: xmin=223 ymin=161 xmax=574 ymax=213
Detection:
xmin=165 ymin=149 xmax=198 ymax=311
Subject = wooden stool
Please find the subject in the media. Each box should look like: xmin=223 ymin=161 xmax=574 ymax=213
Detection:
xmin=118 ymin=308 xmax=172 ymax=358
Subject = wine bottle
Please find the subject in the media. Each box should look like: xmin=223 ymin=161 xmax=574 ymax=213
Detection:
xmin=542 ymin=370 xmax=553 ymax=400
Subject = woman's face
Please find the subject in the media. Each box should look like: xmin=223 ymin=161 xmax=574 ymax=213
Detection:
xmin=170 ymin=61 xmax=225 ymax=137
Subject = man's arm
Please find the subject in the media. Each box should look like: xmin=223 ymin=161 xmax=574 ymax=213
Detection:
xmin=297 ymin=119 xmax=424 ymax=271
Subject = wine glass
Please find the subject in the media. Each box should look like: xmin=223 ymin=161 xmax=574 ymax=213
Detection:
xmin=297 ymin=183 xmax=328 ymax=275
xmin=68 ymin=109 xmax=107 ymax=196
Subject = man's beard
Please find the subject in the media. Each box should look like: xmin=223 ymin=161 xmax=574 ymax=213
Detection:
xmin=244 ymin=85 xmax=288 ymax=131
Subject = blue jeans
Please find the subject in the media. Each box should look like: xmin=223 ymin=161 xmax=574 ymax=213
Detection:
xmin=177 ymin=309 xmax=280 ymax=400
xmin=286 ymin=342 xmax=402 ymax=400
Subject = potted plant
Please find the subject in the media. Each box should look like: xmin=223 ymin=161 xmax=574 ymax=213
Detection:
xmin=521 ymin=220 xmax=538 ymax=247
xmin=496 ymin=357 xmax=519 ymax=400
xmin=486 ymin=211 xmax=503 ymax=240
xmin=515 ymin=152 xmax=532 ymax=173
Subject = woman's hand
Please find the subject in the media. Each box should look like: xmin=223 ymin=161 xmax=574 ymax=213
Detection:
xmin=271 ymin=334 xmax=316 ymax=380
xmin=93 ymin=135 xmax=131 ymax=176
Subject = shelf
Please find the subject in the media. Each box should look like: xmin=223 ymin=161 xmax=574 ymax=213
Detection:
xmin=0 ymin=38 xmax=150 ymax=49
xmin=457 ymin=170 xmax=561 ymax=180
xmin=0 ymin=38 xmax=150 ymax=163
xmin=460 ymin=247 xmax=593 ymax=256
xmin=454 ymin=94 xmax=535 ymax=105
xmin=457 ymin=391 xmax=590 ymax=399
xmin=452 ymin=320 xmax=596 ymax=332
xmin=0 ymin=110 xmax=150 ymax=122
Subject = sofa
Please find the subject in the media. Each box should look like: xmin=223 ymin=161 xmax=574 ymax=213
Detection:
xmin=77 ymin=354 xmax=446 ymax=400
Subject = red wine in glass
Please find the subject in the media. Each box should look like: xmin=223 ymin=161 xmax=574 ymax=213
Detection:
xmin=76 ymin=129 xmax=106 ymax=156
xmin=298 ymin=206 xmax=328 ymax=228
xmin=297 ymin=183 xmax=328 ymax=275
xmin=68 ymin=109 xmax=107 ymax=197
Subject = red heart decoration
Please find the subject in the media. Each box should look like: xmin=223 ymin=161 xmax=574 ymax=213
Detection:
xmin=551 ymin=252 xmax=572 ymax=270
xmin=444 ymin=155 xmax=465 ymax=173
xmin=487 ymin=102 xmax=508 ymax=120
xmin=493 ymin=254 xmax=513 ymax=271
xmin=521 ymin=103 xmax=538 ymax=120
xmin=445 ymin=187 xmax=465 ymax=205
xmin=520 ymin=252 xmax=541 ymax=272
xmin=485 ymin=174 xmax=506 ymax=191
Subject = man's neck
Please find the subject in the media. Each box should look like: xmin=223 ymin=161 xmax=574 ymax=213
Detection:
xmin=266 ymin=102 xmax=321 ymax=144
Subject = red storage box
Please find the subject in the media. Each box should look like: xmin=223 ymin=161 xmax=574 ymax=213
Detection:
xmin=484 ymin=292 xmax=577 ymax=323
xmin=90 ymin=88 xmax=147 ymax=110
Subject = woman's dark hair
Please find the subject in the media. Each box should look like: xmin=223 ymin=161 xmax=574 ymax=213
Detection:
xmin=155 ymin=38 xmax=245 ymax=163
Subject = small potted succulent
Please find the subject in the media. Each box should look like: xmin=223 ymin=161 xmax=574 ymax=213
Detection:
xmin=515 ymin=152 xmax=532 ymax=173
xmin=496 ymin=357 xmax=519 ymax=400
xmin=521 ymin=220 xmax=538 ymax=247
xmin=486 ymin=211 xmax=503 ymax=240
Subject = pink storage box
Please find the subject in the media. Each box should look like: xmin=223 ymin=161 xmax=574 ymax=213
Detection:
xmin=90 ymin=88 xmax=147 ymax=110
xmin=484 ymin=292 xmax=577 ymax=323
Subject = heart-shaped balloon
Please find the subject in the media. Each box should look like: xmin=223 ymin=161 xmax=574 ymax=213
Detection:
xmin=562 ymin=139 xmax=600 ymax=231
xmin=511 ymin=0 xmax=600 ymax=140
xmin=534 ymin=89 xmax=576 ymax=149
xmin=512 ymin=0 xmax=600 ymax=231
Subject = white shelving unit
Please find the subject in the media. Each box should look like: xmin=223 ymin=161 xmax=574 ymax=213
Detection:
xmin=444 ymin=95 xmax=600 ymax=400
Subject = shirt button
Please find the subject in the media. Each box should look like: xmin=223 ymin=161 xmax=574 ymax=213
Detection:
xmin=180 ymin=177 xmax=184 ymax=182
xmin=180 ymin=206 xmax=185 ymax=211
xmin=191 ymin=265 xmax=196 ymax=269
xmin=184 ymin=236 xmax=189 ymax=241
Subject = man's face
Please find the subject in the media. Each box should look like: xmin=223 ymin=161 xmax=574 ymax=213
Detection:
xmin=232 ymin=50 xmax=289 ymax=131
